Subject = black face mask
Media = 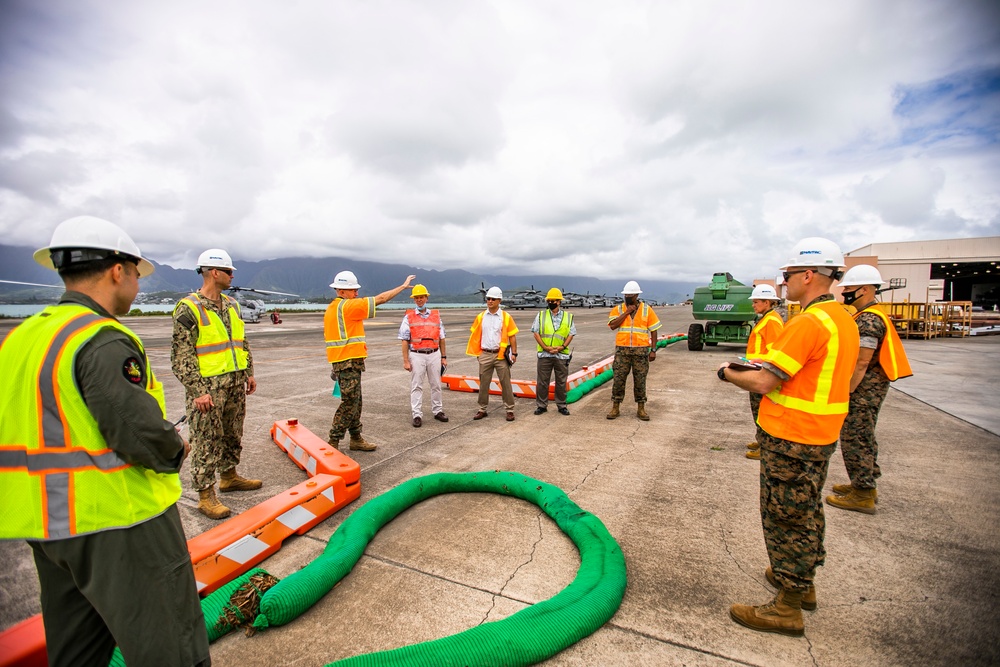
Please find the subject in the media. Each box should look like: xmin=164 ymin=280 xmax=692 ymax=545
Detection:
xmin=841 ymin=289 xmax=862 ymax=306
xmin=624 ymin=295 xmax=638 ymax=305
xmin=547 ymin=301 xmax=559 ymax=311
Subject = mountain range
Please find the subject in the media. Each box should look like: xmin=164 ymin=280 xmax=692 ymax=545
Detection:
xmin=0 ymin=244 xmax=703 ymax=304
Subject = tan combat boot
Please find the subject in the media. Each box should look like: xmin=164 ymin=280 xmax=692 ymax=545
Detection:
xmin=765 ymin=567 xmax=817 ymax=610
xmin=745 ymin=449 xmax=760 ymax=460
xmin=349 ymin=434 xmax=378 ymax=451
xmin=636 ymin=402 xmax=650 ymax=421
xmin=826 ymin=487 xmax=877 ymax=514
xmin=198 ymin=487 xmax=231 ymax=520
xmin=220 ymin=468 xmax=262 ymax=492
xmin=832 ymin=483 xmax=878 ymax=504
xmin=729 ymin=588 xmax=805 ymax=637
xmin=746 ymin=441 xmax=760 ymax=450
xmin=606 ymin=402 xmax=620 ymax=420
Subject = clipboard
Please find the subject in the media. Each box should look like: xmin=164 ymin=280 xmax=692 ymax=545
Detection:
xmin=727 ymin=361 xmax=762 ymax=372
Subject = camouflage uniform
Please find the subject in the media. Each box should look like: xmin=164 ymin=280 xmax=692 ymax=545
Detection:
xmin=839 ymin=310 xmax=889 ymax=490
xmin=611 ymin=346 xmax=650 ymax=403
xmin=328 ymin=358 xmax=366 ymax=443
xmin=759 ymin=432 xmax=837 ymax=593
xmin=171 ymin=294 xmax=254 ymax=492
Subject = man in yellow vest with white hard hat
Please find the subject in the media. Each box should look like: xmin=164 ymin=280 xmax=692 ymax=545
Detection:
xmin=0 ymin=217 xmax=209 ymax=666
xmin=827 ymin=264 xmax=913 ymax=514
xmin=171 ymin=248 xmax=259 ymax=520
xmin=325 ymin=269 xmax=416 ymax=451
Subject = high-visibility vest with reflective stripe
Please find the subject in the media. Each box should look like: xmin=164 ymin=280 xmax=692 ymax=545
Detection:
xmin=757 ymin=299 xmax=860 ymax=445
xmin=466 ymin=310 xmax=518 ymax=358
xmin=609 ymin=302 xmax=661 ymax=347
xmin=746 ymin=309 xmax=784 ymax=358
xmin=325 ymin=296 xmax=376 ymax=363
xmin=0 ymin=304 xmax=181 ymax=540
xmin=405 ymin=309 xmax=442 ymax=351
xmin=856 ymin=306 xmax=913 ymax=382
xmin=535 ymin=309 xmax=574 ymax=356
xmin=174 ymin=293 xmax=249 ymax=377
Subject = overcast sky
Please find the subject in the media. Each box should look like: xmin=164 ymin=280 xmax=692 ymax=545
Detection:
xmin=1 ymin=0 xmax=998 ymax=283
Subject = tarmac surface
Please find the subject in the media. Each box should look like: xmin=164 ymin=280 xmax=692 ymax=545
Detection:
xmin=1 ymin=304 xmax=998 ymax=666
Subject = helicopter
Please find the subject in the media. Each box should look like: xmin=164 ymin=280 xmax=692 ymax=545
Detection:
xmin=472 ymin=282 xmax=545 ymax=310
xmin=225 ymin=286 xmax=299 ymax=323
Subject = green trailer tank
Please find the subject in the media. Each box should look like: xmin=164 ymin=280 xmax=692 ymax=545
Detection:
xmin=687 ymin=272 xmax=755 ymax=351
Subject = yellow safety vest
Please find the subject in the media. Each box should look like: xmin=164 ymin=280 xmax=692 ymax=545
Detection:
xmin=536 ymin=309 xmax=574 ymax=356
xmin=0 ymin=304 xmax=181 ymax=540
xmin=175 ymin=293 xmax=249 ymax=377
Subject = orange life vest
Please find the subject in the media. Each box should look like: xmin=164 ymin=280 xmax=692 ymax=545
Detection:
xmin=758 ymin=299 xmax=860 ymax=445
xmin=746 ymin=309 xmax=784 ymax=359
xmin=406 ymin=309 xmax=442 ymax=351
xmin=324 ymin=296 xmax=376 ymax=363
xmin=609 ymin=302 xmax=661 ymax=347
xmin=856 ymin=306 xmax=913 ymax=381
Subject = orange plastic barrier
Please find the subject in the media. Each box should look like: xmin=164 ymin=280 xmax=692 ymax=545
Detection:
xmin=271 ymin=418 xmax=360 ymax=485
xmin=188 ymin=473 xmax=358 ymax=596
xmin=442 ymin=354 xmax=616 ymax=400
xmin=0 ymin=616 xmax=46 ymax=667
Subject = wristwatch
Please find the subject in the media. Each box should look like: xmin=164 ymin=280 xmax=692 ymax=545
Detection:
xmin=717 ymin=367 xmax=728 ymax=382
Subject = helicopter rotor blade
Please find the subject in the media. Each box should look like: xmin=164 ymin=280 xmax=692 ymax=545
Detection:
xmin=227 ymin=286 xmax=299 ymax=297
xmin=0 ymin=279 xmax=63 ymax=289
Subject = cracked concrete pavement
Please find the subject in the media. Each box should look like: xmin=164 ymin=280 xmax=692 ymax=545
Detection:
xmin=1 ymin=306 xmax=998 ymax=666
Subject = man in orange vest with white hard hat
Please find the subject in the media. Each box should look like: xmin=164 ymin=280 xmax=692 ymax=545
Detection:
xmin=399 ymin=284 xmax=448 ymax=427
xmin=0 ymin=217 xmax=209 ymax=666
xmin=172 ymin=248 xmax=259 ymax=521
xmin=607 ymin=280 xmax=661 ymax=421
xmin=827 ymin=264 xmax=913 ymax=514
xmin=744 ymin=284 xmax=784 ymax=460
xmin=325 ymin=270 xmax=415 ymax=451
xmin=467 ymin=286 xmax=519 ymax=422
xmin=717 ymin=237 xmax=860 ymax=637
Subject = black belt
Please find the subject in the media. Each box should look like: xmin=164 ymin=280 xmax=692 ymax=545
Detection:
xmin=410 ymin=348 xmax=439 ymax=354
xmin=482 ymin=348 xmax=499 ymax=353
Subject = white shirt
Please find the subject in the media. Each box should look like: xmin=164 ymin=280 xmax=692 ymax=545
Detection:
xmin=480 ymin=309 xmax=504 ymax=350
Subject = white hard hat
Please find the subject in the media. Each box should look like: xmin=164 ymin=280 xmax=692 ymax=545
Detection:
xmin=33 ymin=216 xmax=155 ymax=277
xmin=749 ymin=284 xmax=780 ymax=301
xmin=196 ymin=248 xmax=235 ymax=272
xmin=779 ymin=237 xmax=846 ymax=278
xmin=330 ymin=270 xmax=361 ymax=290
xmin=839 ymin=264 xmax=885 ymax=288
xmin=485 ymin=286 xmax=503 ymax=300
xmin=622 ymin=280 xmax=642 ymax=295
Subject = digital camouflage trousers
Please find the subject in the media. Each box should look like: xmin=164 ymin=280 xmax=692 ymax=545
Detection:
xmin=838 ymin=376 xmax=889 ymax=489
xmin=187 ymin=373 xmax=247 ymax=491
xmin=329 ymin=358 xmax=366 ymax=443
xmin=611 ymin=346 xmax=650 ymax=403
xmin=759 ymin=434 xmax=836 ymax=593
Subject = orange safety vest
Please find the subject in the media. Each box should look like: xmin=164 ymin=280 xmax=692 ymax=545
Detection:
xmin=324 ymin=296 xmax=376 ymax=363
xmin=746 ymin=309 xmax=784 ymax=359
xmin=609 ymin=302 xmax=661 ymax=347
xmin=466 ymin=310 xmax=518 ymax=359
xmin=757 ymin=299 xmax=860 ymax=445
xmin=856 ymin=306 xmax=913 ymax=381
xmin=406 ymin=309 xmax=442 ymax=351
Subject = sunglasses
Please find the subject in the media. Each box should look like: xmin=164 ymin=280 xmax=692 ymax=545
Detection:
xmin=782 ymin=269 xmax=811 ymax=282
xmin=213 ymin=268 xmax=234 ymax=276
xmin=486 ymin=297 xmax=500 ymax=301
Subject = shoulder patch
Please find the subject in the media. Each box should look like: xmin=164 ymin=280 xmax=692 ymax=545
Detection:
xmin=123 ymin=357 xmax=144 ymax=384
